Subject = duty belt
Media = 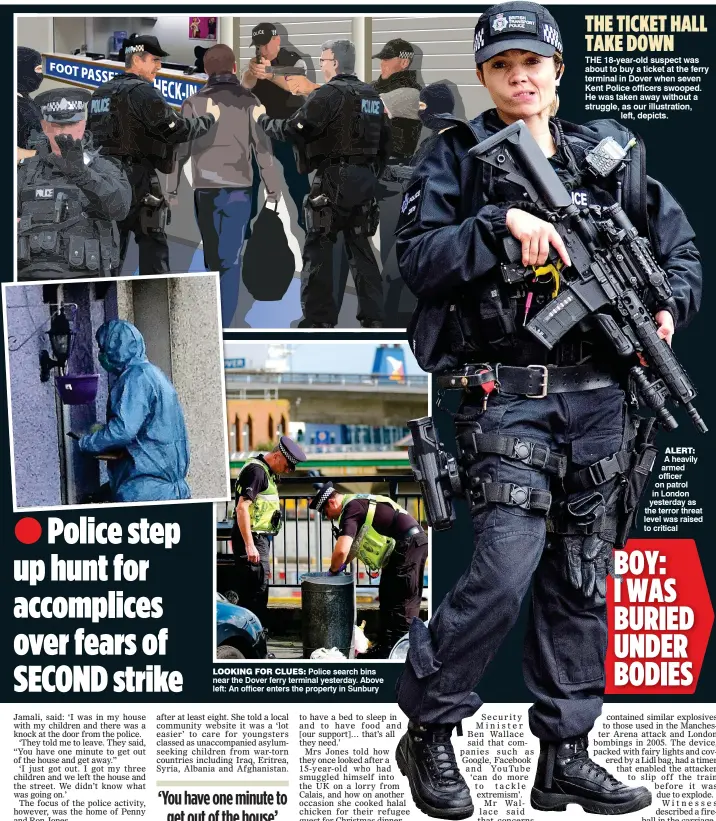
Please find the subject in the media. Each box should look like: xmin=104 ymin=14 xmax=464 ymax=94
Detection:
xmin=436 ymin=363 xmax=619 ymax=398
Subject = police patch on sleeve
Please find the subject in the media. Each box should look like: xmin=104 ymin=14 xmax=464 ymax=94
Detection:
xmin=396 ymin=178 xmax=425 ymax=234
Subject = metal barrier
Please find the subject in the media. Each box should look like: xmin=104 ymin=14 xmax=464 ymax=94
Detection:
xmin=216 ymin=474 xmax=425 ymax=592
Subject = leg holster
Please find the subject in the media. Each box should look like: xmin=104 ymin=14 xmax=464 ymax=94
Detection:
xmin=303 ymin=175 xmax=335 ymax=236
xmin=138 ymin=175 xmax=169 ymax=236
xmin=455 ymin=423 xmax=565 ymax=516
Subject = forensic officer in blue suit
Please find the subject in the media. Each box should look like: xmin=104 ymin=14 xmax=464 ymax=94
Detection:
xmin=78 ymin=320 xmax=191 ymax=502
xmin=392 ymin=3 xmax=702 ymax=819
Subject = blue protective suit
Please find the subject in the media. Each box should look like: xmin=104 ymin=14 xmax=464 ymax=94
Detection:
xmin=79 ymin=320 xmax=191 ymax=502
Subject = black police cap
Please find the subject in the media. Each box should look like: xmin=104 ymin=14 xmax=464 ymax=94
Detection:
xmin=35 ymin=88 xmax=91 ymax=123
xmin=309 ymin=482 xmax=337 ymax=512
xmin=277 ymin=436 xmax=306 ymax=469
xmin=372 ymin=38 xmax=415 ymax=60
xmin=124 ymin=34 xmax=170 ymax=59
xmin=252 ymin=22 xmax=278 ymax=46
xmin=473 ymin=1 xmax=563 ymax=64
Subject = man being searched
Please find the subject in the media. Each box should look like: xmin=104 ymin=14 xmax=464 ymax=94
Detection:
xmin=76 ymin=320 xmax=191 ymax=503
xmin=231 ymin=437 xmax=307 ymax=624
xmin=166 ymin=43 xmax=282 ymax=328
xmin=309 ymin=482 xmax=428 ymax=658
xmin=88 ymin=34 xmax=220 ymax=276
xmin=254 ymin=40 xmax=391 ymax=328
xmin=17 ymin=88 xmax=131 ymax=281
xmin=241 ymin=22 xmax=311 ymax=234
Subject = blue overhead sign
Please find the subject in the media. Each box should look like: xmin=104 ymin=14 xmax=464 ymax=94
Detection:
xmin=224 ymin=358 xmax=247 ymax=369
xmin=43 ymin=55 xmax=205 ymax=108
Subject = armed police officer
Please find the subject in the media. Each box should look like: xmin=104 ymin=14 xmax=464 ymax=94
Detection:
xmin=17 ymin=88 xmax=131 ymax=281
xmin=393 ymin=3 xmax=702 ymax=819
xmin=231 ymin=437 xmax=307 ymax=624
xmin=253 ymin=39 xmax=391 ymax=328
xmin=309 ymin=482 xmax=428 ymax=659
xmin=88 ymin=34 xmax=220 ymax=276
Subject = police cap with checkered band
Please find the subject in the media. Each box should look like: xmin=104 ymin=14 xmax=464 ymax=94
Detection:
xmin=372 ymin=38 xmax=415 ymax=61
xmin=309 ymin=482 xmax=337 ymax=512
xmin=35 ymin=87 xmax=91 ymax=123
xmin=124 ymin=34 xmax=170 ymax=59
xmin=473 ymin=1 xmax=563 ymax=64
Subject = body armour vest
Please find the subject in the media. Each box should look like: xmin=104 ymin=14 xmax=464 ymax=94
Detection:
xmin=252 ymin=48 xmax=305 ymax=119
xmin=18 ymin=156 xmax=119 ymax=279
xmin=240 ymin=458 xmax=282 ymax=535
xmin=339 ymin=494 xmax=407 ymax=571
xmin=305 ymin=77 xmax=384 ymax=169
xmin=88 ymin=75 xmax=174 ymax=173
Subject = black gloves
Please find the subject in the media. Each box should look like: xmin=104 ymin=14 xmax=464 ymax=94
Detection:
xmin=51 ymin=134 xmax=88 ymax=178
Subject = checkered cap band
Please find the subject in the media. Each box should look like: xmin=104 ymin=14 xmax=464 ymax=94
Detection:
xmin=315 ymin=486 xmax=336 ymax=510
xmin=542 ymin=23 xmax=562 ymax=52
xmin=278 ymin=439 xmax=297 ymax=468
xmin=125 ymin=44 xmax=145 ymax=55
xmin=398 ymin=50 xmax=413 ymax=59
xmin=43 ymin=98 xmax=86 ymax=113
xmin=474 ymin=28 xmax=486 ymax=52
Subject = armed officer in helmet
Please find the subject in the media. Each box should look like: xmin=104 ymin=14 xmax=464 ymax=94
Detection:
xmin=17 ymin=88 xmax=131 ymax=281
xmin=253 ymin=39 xmax=391 ymax=328
xmin=231 ymin=437 xmax=307 ymax=624
xmin=309 ymin=482 xmax=428 ymax=658
xmin=88 ymin=34 xmax=221 ymax=276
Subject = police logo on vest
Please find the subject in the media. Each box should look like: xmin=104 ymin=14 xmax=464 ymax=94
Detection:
xmin=35 ymin=188 xmax=54 ymax=199
xmin=361 ymin=99 xmax=382 ymax=116
xmin=90 ymin=98 xmax=110 ymax=115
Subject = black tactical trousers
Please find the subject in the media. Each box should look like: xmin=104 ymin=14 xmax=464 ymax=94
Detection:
xmin=379 ymin=530 xmax=429 ymax=646
xmin=231 ymin=529 xmax=271 ymax=626
xmin=119 ymin=167 xmax=170 ymax=276
xmin=300 ymin=224 xmax=384 ymax=326
xmin=397 ymin=385 xmax=629 ymax=742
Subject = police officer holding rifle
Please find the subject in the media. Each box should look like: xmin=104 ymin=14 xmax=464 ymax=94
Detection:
xmin=393 ymin=3 xmax=703 ymax=818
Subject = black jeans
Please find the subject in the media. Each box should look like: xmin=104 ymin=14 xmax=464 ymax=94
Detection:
xmin=397 ymin=385 xmax=630 ymax=742
xmin=119 ymin=167 xmax=169 ymax=276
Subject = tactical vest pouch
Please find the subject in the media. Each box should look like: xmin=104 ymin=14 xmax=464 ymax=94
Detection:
xmin=68 ymin=236 xmax=85 ymax=268
xmin=18 ymin=236 xmax=30 ymax=263
xmin=19 ymin=215 xmax=33 ymax=233
xmin=29 ymin=232 xmax=41 ymax=254
xmin=40 ymin=230 xmax=59 ymax=254
xmin=615 ymin=417 xmax=658 ymax=549
xmin=85 ymin=239 xmax=101 ymax=272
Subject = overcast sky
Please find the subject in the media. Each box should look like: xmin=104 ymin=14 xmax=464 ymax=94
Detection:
xmin=223 ymin=342 xmax=421 ymax=375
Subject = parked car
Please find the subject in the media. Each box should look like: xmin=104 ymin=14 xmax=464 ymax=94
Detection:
xmin=216 ymin=592 xmax=268 ymax=659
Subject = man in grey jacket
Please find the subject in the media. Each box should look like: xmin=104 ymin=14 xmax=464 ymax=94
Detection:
xmin=167 ymin=43 xmax=281 ymax=327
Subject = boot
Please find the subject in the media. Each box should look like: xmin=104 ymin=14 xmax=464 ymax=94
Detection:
xmin=531 ymin=736 xmax=652 ymax=814
xmin=396 ymin=721 xmax=474 ymax=819
xmin=361 ymin=320 xmax=384 ymax=328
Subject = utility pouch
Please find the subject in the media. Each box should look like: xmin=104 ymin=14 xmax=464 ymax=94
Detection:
xmin=18 ymin=236 xmax=30 ymax=263
xmin=85 ymin=239 xmax=101 ymax=272
xmin=40 ymin=230 xmax=59 ymax=254
xmin=18 ymin=214 xmax=33 ymax=233
xmin=615 ymin=417 xmax=658 ymax=549
xmin=29 ymin=232 xmax=42 ymax=254
xmin=68 ymin=235 xmax=85 ymax=268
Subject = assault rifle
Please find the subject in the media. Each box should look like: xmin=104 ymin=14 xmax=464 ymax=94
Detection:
xmin=469 ymin=120 xmax=706 ymax=433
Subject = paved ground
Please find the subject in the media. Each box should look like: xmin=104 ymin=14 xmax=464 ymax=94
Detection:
xmin=267 ymin=636 xmax=305 ymax=659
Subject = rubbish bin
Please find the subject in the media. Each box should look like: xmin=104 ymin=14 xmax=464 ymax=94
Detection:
xmin=301 ymin=572 xmax=355 ymax=658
